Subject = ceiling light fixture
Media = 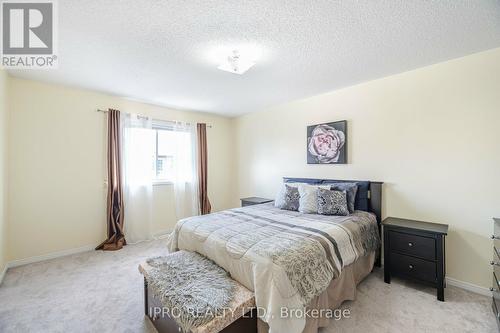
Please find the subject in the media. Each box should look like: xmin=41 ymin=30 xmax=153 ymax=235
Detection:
xmin=217 ymin=50 xmax=256 ymax=75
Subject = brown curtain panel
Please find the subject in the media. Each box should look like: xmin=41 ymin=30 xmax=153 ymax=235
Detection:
xmin=197 ymin=123 xmax=211 ymax=215
xmin=96 ymin=109 xmax=126 ymax=251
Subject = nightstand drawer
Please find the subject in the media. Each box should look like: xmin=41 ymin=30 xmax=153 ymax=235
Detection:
xmin=493 ymin=272 xmax=500 ymax=296
xmin=493 ymin=261 xmax=500 ymax=280
xmin=390 ymin=252 xmax=436 ymax=283
xmin=493 ymin=273 xmax=500 ymax=323
xmin=389 ymin=231 xmax=435 ymax=260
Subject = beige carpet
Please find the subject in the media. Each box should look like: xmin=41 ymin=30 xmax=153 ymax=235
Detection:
xmin=0 ymin=239 xmax=496 ymax=333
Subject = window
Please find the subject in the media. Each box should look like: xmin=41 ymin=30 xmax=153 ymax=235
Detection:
xmin=153 ymin=124 xmax=193 ymax=184
xmin=123 ymin=117 xmax=194 ymax=187
xmin=155 ymin=129 xmax=175 ymax=182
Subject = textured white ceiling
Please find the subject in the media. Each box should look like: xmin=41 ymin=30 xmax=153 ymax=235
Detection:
xmin=7 ymin=0 xmax=500 ymax=116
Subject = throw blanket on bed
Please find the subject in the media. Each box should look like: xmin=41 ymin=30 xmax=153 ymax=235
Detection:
xmin=167 ymin=203 xmax=379 ymax=333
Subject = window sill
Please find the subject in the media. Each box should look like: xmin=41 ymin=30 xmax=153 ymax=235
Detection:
xmin=153 ymin=181 xmax=173 ymax=186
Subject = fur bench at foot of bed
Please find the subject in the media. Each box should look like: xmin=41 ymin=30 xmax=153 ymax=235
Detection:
xmin=139 ymin=256 xmax=257 ymax=333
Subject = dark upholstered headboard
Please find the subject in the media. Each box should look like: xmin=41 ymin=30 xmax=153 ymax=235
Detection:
xmin=283 ymin=177 xmax=383 ymax=266
xmin=282 ymin=177 xmax=383 ymax=224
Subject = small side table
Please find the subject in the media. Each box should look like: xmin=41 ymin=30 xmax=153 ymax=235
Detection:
xmin=240 ymin=197 xmax=273 ymax=207
xmin=383 ymin=217 xmax=448 ymax=301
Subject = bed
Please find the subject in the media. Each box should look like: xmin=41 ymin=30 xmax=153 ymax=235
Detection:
xmin=166 ymin=178 xmax=383 ymax=333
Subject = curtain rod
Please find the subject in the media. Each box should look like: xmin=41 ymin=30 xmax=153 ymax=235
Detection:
xmin=96 ymin=109 xmax=212 ymax=128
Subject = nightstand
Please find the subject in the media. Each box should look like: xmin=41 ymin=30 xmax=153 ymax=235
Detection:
xmin=240 ymin=197 xmax=273 ymax=207
xmin=383 ymin=217 xmax=448 ymax=301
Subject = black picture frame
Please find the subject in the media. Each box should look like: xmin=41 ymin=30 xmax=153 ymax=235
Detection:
xmin=307 ymin=120 xmax=347 ymax=164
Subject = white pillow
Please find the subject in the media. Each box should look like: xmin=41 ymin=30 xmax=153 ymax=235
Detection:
xmin=298 ymin=184 xmax=331 ymax=214
xmin=275 ymin=182 xmax=304 ymax=208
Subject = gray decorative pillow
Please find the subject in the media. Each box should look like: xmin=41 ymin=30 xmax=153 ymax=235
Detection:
xmin=280 ymin=185 xmax=301 ymax=211
xmin=329 ymin=183 xmax=358 ymax=213
xmin=274 ymin=182 xmax=304 ymax=208
xmin=317 ymin=188 xmax=349 ymax=216
xmin=297 ymin=183 xmax=331 ymax=213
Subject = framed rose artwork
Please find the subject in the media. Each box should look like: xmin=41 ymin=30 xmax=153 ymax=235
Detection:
xmin=307 ymin=120 xmax=347 ymax=164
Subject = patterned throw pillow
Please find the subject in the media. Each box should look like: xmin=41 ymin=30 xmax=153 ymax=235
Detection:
xmin=280 ymin=185 xmax=301 ymax=211
xmin=274 ymin=182 xmax=304 ymax=208
xmin=297 ymin=183 xmax=332 ymax=213
xmin=329 ymin=183 xmax=358 ymax=213
xmin=317 ymin=188 xmax=349 ymax=216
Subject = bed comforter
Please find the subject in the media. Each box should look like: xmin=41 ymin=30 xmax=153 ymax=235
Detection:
xmin=166 ymin=203 xmax=379 ymax=333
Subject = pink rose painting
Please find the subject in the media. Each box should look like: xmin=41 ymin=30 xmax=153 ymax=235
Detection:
xmin=307 ymin=121 xmax=347 ymax=164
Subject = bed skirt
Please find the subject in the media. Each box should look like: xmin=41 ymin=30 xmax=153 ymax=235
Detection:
xmin=257 ymin=252 xmax=376 ymax=333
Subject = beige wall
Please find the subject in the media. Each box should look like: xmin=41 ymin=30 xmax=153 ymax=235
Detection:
xmin=234 ymin=48 xmax=500 ymax=288
xmin=7 ymin=78 xmax=235 ymax=262
xmin=0 ymin=69 xmax=8 ymax=274
xmin=5 ymin=48 xmax=500 ymax=289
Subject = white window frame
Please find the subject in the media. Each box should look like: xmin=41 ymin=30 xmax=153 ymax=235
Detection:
xmin=151 ymin=120 xmax=191 ymax=186
xmin=152 ymin=122 xmax=175 ymax=186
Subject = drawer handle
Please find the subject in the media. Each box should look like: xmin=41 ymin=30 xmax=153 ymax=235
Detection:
xmin=490 ymin=261 xmax=500 ymax=267
xmin=492 ymin=235 xmax=500 ymax=240
xmin=408 ymin=264 xmax=414 ymax=270
xmin=408 ymin=242 xmax=414 ymax=247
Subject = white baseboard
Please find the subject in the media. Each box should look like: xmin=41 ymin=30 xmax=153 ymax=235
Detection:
xmin=6 ymin=244 xmax=98 ymax=269
xmin=1 ymin=233 xmax=171 ymax=274
xmin=446 ymin=276 xmax=491 ymax=297
xmin=0 ymin=264 xmax=7 ymax=286
xmin=0 ymin=244 xmax=98 ymax=285
xmin=154 ymin=229 xmax=172 ymax=239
